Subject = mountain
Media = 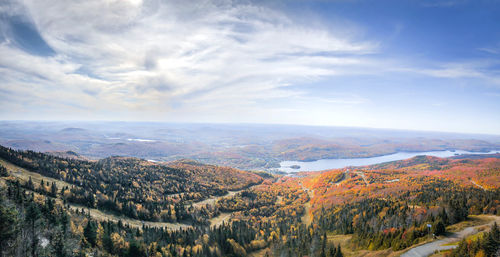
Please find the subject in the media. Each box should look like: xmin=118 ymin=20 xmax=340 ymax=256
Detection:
xmin=1 ymin=121 xmax=499 ymax=170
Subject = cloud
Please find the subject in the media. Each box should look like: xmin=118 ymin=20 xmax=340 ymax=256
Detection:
xmin=1 ymin=0 xmax=499 ymax=132
xmin=478 ymin=45 xmax=500 ymax=55
xmin=391 ymin=60 xmax=500 ymax=87
xmin=0 ymin=0 xmax=381 ymax=121
xmin=420 ymin=0 xmax=468 ymax=7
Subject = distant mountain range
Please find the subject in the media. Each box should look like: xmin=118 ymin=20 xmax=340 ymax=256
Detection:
xmin=1 ymin=121 xmax=499 ymax=170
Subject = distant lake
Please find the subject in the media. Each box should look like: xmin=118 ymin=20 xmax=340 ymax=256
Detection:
xmin=278 ymin=150 xmax=500 ymax=173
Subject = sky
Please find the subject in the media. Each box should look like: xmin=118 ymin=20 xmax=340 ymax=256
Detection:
xmin=0 ymin=0 xmax=499 ymax=135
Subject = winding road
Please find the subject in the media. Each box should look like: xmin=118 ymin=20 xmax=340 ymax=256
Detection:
xmin=400 ymin=215 xmax=500 ymax=257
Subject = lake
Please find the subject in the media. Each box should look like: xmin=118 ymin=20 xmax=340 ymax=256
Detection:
xmin=278 ymin=150 xmax=500 ymax=173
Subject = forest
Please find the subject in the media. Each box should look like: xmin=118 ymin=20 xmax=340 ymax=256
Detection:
xmin=0 ymin=145 xmax=262 ymax=224
xmin=0 ymin=174 xmax=339 ymax=257
xmin=0 ymin=145 xmax=499 ymax=257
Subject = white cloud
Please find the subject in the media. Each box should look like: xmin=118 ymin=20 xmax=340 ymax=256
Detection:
xmin=1 ymin=0 xmax=499 ymax=134
xmin=478 ymin=43 xmax=500 ymax=55
xmin=0 ymin=0 xmax=380 ymax=120
xmin=391 ymin=60 xmax=500 ymax=87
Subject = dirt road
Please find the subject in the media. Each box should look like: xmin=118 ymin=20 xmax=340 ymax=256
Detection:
xmin=400 ymin=215 xmax=500 ymax=257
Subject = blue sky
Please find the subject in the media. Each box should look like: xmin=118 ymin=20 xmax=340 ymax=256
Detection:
xmin=0 ymin=0 xmax=499 ymax=134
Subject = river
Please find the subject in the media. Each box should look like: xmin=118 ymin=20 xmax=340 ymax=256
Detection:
xmin=278 ymin=150 xmax=500 ymax=173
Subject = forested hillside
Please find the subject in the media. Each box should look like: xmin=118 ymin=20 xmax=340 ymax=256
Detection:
xmin=0 ymin=153 xmax=335 ymax=257
xmin=0 ymin=145 xmax=499 ymax=257
xmin=298 ymin=155 xmax=500 ymax=254
xmin=0 ymin=145 xmax=262 ymax=224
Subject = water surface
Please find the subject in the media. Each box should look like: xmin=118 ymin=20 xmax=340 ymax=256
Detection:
xmin=278 ymin=150 xmax=500 ymax=173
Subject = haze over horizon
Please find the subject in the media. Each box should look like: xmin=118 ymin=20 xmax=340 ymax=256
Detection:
xmin=1 ymin=0 xmax=500 ymax=134
xmin=3 ymin=120 xmax=500 ymax=137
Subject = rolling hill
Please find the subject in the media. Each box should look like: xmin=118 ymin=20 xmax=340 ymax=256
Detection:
xmin=0 ymin=144 xmax=499 ymax=257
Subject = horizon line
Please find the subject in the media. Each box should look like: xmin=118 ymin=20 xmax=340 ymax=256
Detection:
xmin=1 ymin=119 xmax=500 ymax=137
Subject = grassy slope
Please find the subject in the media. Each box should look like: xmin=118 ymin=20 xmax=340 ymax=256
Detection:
xmin=0 ymin=158 xmax=74 ymax=190
xmin=0 ymin=157 xmax=210 ymax=230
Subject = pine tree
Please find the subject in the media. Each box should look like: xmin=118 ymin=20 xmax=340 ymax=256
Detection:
xmin=439 ymin=208 xmax=449 ymax=225
xmin=0 ymin=198 xmax=19 ymax=257
xmin=491 ymin=222 xmax=499 ymax=242
xmin=433 ymin=220 xmax=446 ymax=236
xmin=335 ymin=244 xmax=343 ymax=257
xmin=39 ymin=179 xmax=46 ymax=194
xmin=0 ymin=164 xmax=7 ymax=177
xmin=328 ymin=246 xmax=337 ymax=257
xmin=60 ymin=212 xmax=70 ymax=235
xmin=50 ymin=182 xmax=58 ymax=197
xmin=128 ymin=240 xmax=145 ymax=257
xmin=51 ymin=230 xmax=66 ymax=257
xmin=320 ymin=231 xmax=327 ymax=257
xmin=25 ymin=202 xmax=41 ymax=257
xmin=483 ymin=222 xmax=499 ymax=256
xmin=27 ymin=176 xmax=34 ymax=190
xmin=84 ymin=220 xmax=97 ymax=247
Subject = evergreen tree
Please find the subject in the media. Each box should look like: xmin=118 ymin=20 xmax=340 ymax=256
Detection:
xmin=128 ymin=240 xmax=146 ymax=257
xmin=0 ymin=164 xmax=8 ymax=177
xmin=50 ymin=182 xmax=58 ymax=197
xmin=39 ymin=179 xmax=46 ymax=193
xmin=61 ymin=212 xmax=70 ymax=235
xmin=0 ymin=197 xmax=19 ymax=257
xmin=84 ymin=220 xmax=97 ymax=247
xmin=328 ymin=246 xmax=337 ymax=257
xmin=433 ymin=220 xmax=446 ymax=236
xmin=483 ymin=222 xmax=499 ymax=256
xmin=439 ymin=208 xmax=449 ymax=225
xmin=25 ymin=202 xmax=41 ymax=257
xmin=51 ymin=230 xmax=67 ymax=257
xmin=335 ymin=244 xmax=343 ymax=257
xmin=320 ymin=231 xmax=327 ymax=257
xmin=27 ymin=176 xmax=34 ymax=190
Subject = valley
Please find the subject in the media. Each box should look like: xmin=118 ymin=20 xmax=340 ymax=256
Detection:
xmin=1 ymin=144 xmax=499 ymax=257
xmin=2 ymin=121 xmax=500 ymax=171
